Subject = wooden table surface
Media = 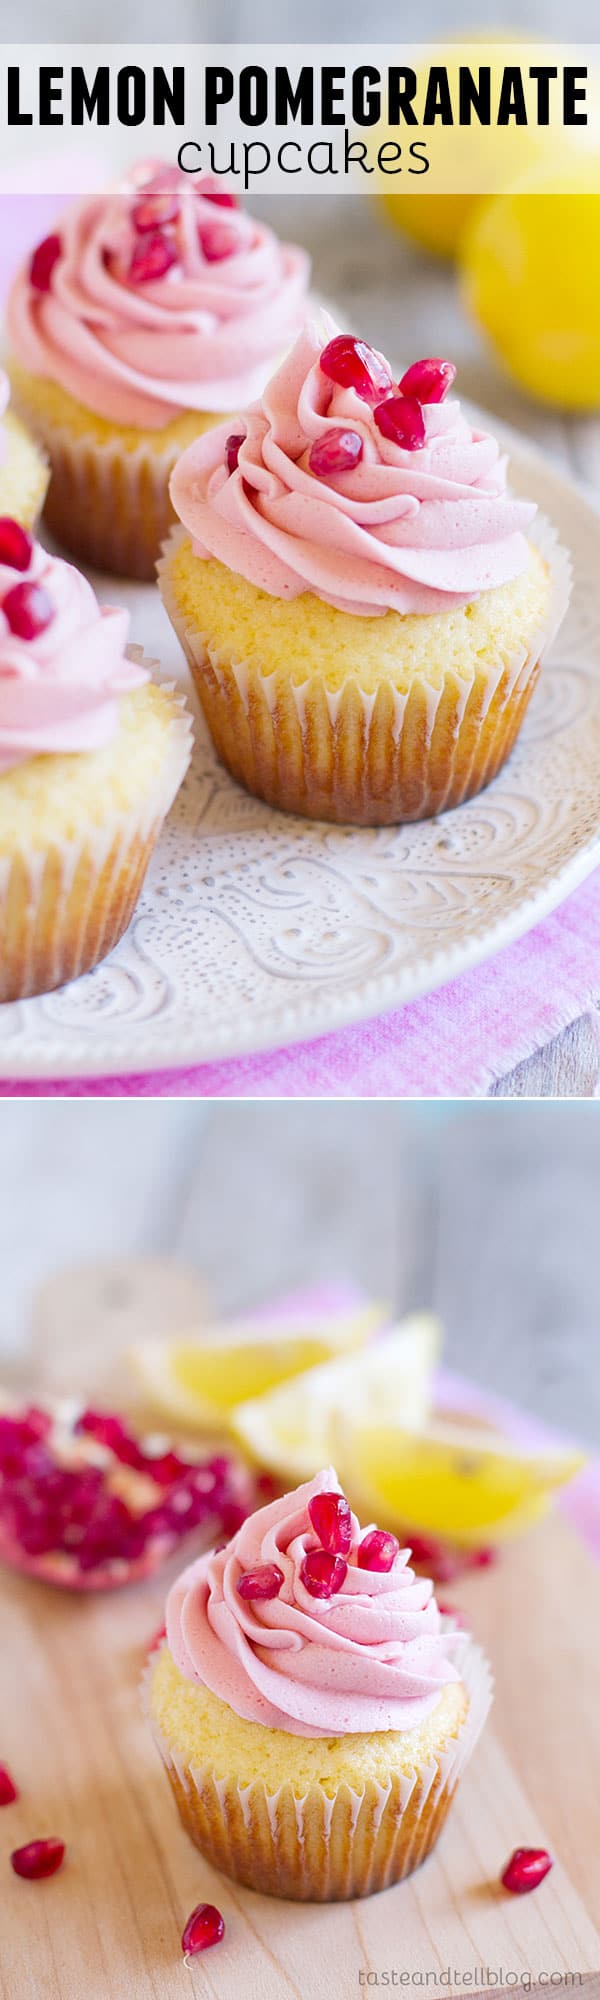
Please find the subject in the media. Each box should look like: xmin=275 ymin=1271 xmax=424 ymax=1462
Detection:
xmin=2 ymin=1510 xmax=599 ymax=2000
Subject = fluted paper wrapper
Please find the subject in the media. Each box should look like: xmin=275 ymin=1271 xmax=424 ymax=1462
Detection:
xmin=0 ymin=650 xmax=192 ymax=1003
xmin=143 ymin=1633 xmax=492 ymax=1903
xmin=8 ymin=390 xmax=189 ymax=580
xmin=159 ymin=517 xmax=571 ymax=826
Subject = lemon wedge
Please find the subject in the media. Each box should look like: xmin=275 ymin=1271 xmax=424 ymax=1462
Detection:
xmin=336 ymin=1408 xmax=585 ymax=1545
xmin=128 ymin=1305 xmax=384 ymax=1433
xmin=233 ymin=1316 xmax=440 ymax=1480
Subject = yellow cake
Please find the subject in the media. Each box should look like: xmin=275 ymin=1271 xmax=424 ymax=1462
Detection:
xmin=162 ymin=320 xmax=570 ymax=826
xmin=0 ymin=530 xmax=191 ymax=1001
xmin=6 ymin=164 xmax=310 ymax=580
xmin=144 ymin=1469 xmax=492 ymax=1901
xmin=0 ymin=404 xmax=48 ymax=529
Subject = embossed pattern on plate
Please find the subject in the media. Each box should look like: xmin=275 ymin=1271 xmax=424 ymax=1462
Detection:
xmin=1 ymin=430 xmax=599 ymax=1077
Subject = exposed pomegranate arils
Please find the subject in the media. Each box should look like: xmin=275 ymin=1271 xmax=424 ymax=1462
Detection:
xmin=199 ymin=221 xmax=238 ymax=261
xmin=128 ymin=232 xmax=178 ymax=284
xmin=300 ymin=1548 xmax=347 ymax=1599
xmin=2 ymin=582 xmax=54 ymax=640
xmin=308 ymin=429 xmax=363 ymax=478
xmin=0 ymin=1764 xmax=18 ymax=1805
xmin=196 ymin=181 xmax=239 ymax=208
xmin=75 ymin=1409 xmax=130 ymax=1450
xmin=225 ymin=432 xmax=245 ymax=474
xmin=374 ymin=395 xmax=426 ymax=451
xmin=181 ymin=1902 xmax=225 ymax=1955
xmin=398 ymin=357 xmax=457 ymax=404
xmin=29 ymin=233 xmax=61 ymax=292
xmin=237 ymin=1561 xmax=284 ymax=1601
xmin=132 ymin=193 xmax=179 ymax=232
xmin=308 ymin=1490 xmax=353 ymax=1555
xmin=501 ymin=1847 xmax=553 ymax=1894
xmin=357 ymin=1528 xmax=399 ymax=1573
xmin=0 ymin=519 xmax=33 ymax=573
xmin=320 ymin=333 xmax=393 ymax=404
xmin=11 ymin=1837 xmax=65 ymax=1880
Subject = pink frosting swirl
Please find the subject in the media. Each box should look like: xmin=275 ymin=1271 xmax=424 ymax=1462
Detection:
xmin=170 ymin=317 xmax=536 ymax=616
xmin=0 ymin=541 xmax=146 ymax=772
xmin=166 ymin=1469 xmax=459 ymax=1738
xmin=7 ymin=167 xmax=310 ymax=430
xmin=0 ymin=372 xmax=9 ymax=472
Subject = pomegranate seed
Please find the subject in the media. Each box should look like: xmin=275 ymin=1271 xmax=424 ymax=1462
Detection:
xmin=308 ymin=429 xmax=363 ymax=478
xmin=300 ymin=1549 xmax=347 ymax=1599
xmin=199 ymin=222 xmax=238 ymax=262
xmin=132 ymin=194 xmax=179 ymax=232
xmin=0 ymin=1764 xmax=18 ymax=1805
xmin=2 ymin=582 xmax=54 ymax=640
xmin=181 ymin=1902 xmax=225 ymax=1955
xmin=308 ymin=1490 xmax=353 ymax=1555
xmin=127 ymin=232 xmax=178 ymax=284
xmin=374 ymin=396 xmax=426 ymax=451
xmin=29 ymin=234 xmax=61 ymax=293
xmin=196 ymin=181 xmax=239 ymax=208
xmin=225 ymin=433 xmax=245 ymax=474
xmin=357 ymin=1528 xmax=399 ymax=1573
xmin=237 ymin=1562 xmax=284 ymax=1601
xmin=320 ymin=334 xmax=392 ymax=405
xmin=468 ymin=1545 xmax=497 ymax=1569
xmin=11 ymin=1838 xmax=65 ymax=1880
xmin=0 ymin=519 xmax=33 ymax=572
xmin=501 ymin=1847 xmax=553 ymax=1894
xmin=398 ymin=357 xmax=457 ymax=405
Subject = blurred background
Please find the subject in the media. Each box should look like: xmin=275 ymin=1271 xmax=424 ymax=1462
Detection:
xmin=0 ymin=1099 xmax=598 ymax=1446
xmin=17 ymin=2 xmax=600 ymax=44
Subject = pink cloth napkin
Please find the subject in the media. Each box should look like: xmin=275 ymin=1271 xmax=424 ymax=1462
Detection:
xmin=3 ymin=863 xmax=600 ymax=1098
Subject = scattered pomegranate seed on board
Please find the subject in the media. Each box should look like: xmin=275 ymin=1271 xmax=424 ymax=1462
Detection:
xmin=11 ymin=1838 xmax=65 ymax=1880
xmin=181 ymin=1902 xmax=225 ymax=1954
xmin=0 ymin=1765 xmax=18 ymax=1805
xmin=501 ymin=1847 xmax=553 ymax=1893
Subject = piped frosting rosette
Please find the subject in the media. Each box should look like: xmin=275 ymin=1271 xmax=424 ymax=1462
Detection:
xmin=167 ymin=1468 xmax=459 ymax=1738
xmin=0 ymin=538 xmax=146 ymax=774
xmin=163 ymin=317 xmax=571 ymax=824
xmin=145 ymin=1469 xmax=493 ymax=1900
xmin=7 ymin=167 xmax=311 ymax=428
xmin=0 ymin=368 xmax=48 ymax=531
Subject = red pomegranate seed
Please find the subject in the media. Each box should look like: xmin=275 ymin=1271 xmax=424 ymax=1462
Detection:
xmin=225 ymin=433 xmax=245 ymax=474
xmin=237 ymin=1562 xmax=284 ymax=1601
xmin=398 ymin=357 xmax=457 ymax=404
xmin=2 ymin=581 xmax=54 ymax=640
xmin=182 ymin=1902 xmax=224 ymax=1955
xmin=357 ymin=1528 xmax=399 ymax=1573
xmin=320 ymin=334 xmax=392 ymax=404
xmin=501 ymin=1847 xmax=553 ymax=1894
xmin=308 ymin=1490 xmax=353 ymax=1554
xmin=197 ymin=181 xmax=239 ymax=209
xmin=132 ymin=193 xmax=179 ymax=232
xmin=374 ymin=395 xmax=426 ymax=451
xmin=11 ymin=1837 xmax=65 ymax=1880
xmin=199 ymin=222 xmax=238 ymax=262
xmin=468 ymin=1545 xmax=497 ymax=1569
xmin=29 ymin=233 xmax=61 ymax=293
xmin=128 ymin=232 xmax=178 ymax=284
xmin=300 ymin=1548 xmax=347 ymax=1598
xmin=0 ymin=1764 xmax=18 ymax=1805
xmin=0 ymin=519 xmax=33 ymax=572
xmin=308 ymin=429 xmax=363 ymax=478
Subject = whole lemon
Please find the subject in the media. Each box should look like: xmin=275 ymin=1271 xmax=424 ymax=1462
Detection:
xmin=461 ymin=166 xmax=600 ymax=409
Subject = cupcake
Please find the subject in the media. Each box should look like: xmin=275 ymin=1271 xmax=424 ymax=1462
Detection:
xmin=6 ymin=164 xmax=310 ymax=581
xmin=0 ymin=368 xmax=48 ymax=528
xmin=0 ymin=518 xmax=191 ymax=1001
xmin=160 ymin=317 xmax=570 ymax=826
xmin=145 ymin=1469 xmax=492 ymax=1902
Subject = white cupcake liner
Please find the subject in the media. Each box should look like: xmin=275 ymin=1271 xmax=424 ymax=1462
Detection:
xmin=0 ymin=648 xmax=192 ymax=1002
xmin=142 ymin=1632 xmax=493 ymax=1901
xmin=158 ymin=515 xmax=571 ymax=825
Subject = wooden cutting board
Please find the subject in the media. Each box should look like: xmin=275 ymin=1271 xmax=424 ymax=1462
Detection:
xmin=2 ymin=1510 xmax=599 ymax=2000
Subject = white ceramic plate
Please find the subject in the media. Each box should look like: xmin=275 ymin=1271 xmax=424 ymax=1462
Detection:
xmin=1 ymin=428 xmax=599 ymax=1079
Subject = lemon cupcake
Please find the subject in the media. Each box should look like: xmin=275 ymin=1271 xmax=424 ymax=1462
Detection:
xmin=0 ymin=518 xmax=191 ymax=1001
xmin=145 ymin=1469 xmax=491 ymax=1901
xmin=6 ymin=164 xmax=310 ymax=581
xmin=0 ymin=368 xmax=48 ymax=528
xmin=160 ymin=317 xmax=570 ymax=825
